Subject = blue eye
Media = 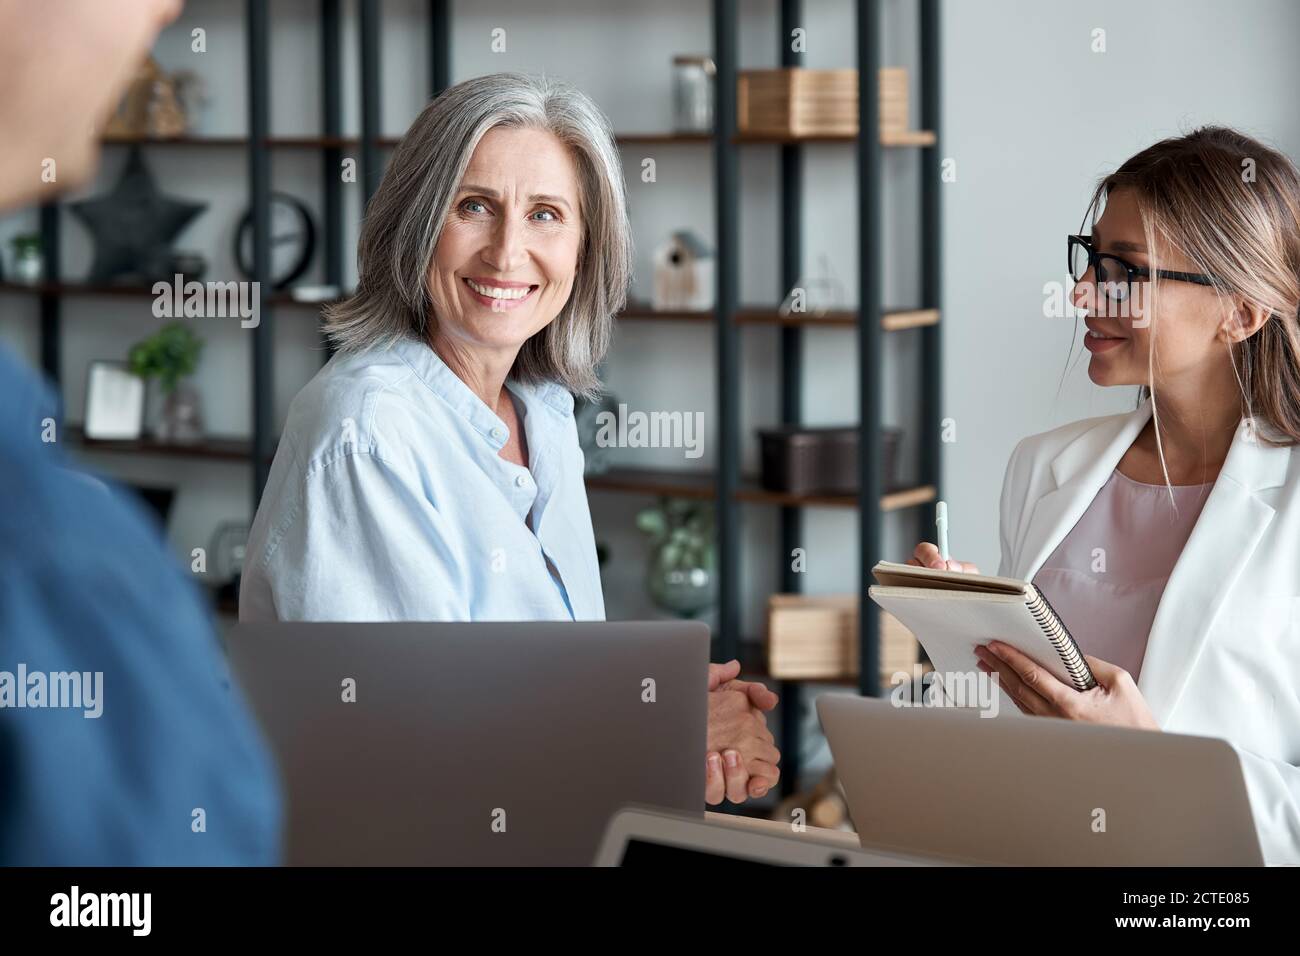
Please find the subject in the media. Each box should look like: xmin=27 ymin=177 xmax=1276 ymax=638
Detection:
xmin=461 ymin=199 xmax=487 ymax=214
xmin=531 ymin=209 xmax=557 ymax=222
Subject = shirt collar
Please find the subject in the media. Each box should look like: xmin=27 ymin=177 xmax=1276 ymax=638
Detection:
xmin=509 ymin=375 xmax=575 ymax=417
xmin=386 ymin=336 xmax=573 ymax=447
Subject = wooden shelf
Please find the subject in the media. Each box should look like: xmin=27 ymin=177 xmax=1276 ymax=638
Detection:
xmin=585 ymin=467 xmax=934 ymax=511
xmin=94 ymin=130 xmax=935 ymax=150
xmin=266 ymin=290 xmax=345 ymax=307
xmin=66 ymin=425 xmax=253 ymax=462
xmin=739 ymin=484 xmax=864 ymax=508
xmin=879 ymin=129 xmax=937 ymax=147
xmin=271 ymin=135 xmax=402 ymax=148
xmin=585 ymin=467 xmax=715 ymax=500
xmin=739 ymin=307 xmax=940 ymax=329
xmin=735 ymin=131 xmax=851 ymax=144
xmin=265 ymin=135 xmax=360 ymax=149
xmin=880 ymin=308 xmax=940 ymax=331
xmin=617 ymin=304 xmax=714 ymax=322
xmin=0 ymin=280 xmax=340 ymax=309
xmin=879 ymin=484 xmax=939 ymax=511
xmin=99 ymin=134 xmax=400 ymax=149
xmin=65 ymin=429 xmax=943 ymax=511
xmin=618 ymin=131 xmax=936 ymax=147
xmin=0 ymin=280 xmax=168 ymax=298
xmin=618 ymin=302 xmax=940 ymax=330
xmin=736 ymin=129 xmax=936 ymax=146
xmin=737 ymin=307 xmax=857 ymax=326
xmin=2 ymin=285 xmax=938 ymax=330
xmin=616 ymin=132 xmax=714 ymax=145
xmin=100 ymin=135 xmax=249 ymax=147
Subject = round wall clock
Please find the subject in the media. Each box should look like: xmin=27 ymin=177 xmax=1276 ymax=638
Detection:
xmin=234 ymin=192 xmax=316 ymax=289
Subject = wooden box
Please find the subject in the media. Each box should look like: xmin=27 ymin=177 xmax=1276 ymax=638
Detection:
xmin=765 ymin=593 xmax=921 ymax=682
xmin=878 ymin=67 xmax=908 ymax=132
xmin=756 ymin=424 xmax=903 ymax=496
xmin=736 ymin=67 xmax=911 ymax=139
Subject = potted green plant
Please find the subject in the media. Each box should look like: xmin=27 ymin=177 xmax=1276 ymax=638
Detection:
xmin=128 ymin=321 xmax=205 ymax=443
xmin=636 ymin=497 xmax=717 ymax=618
xmin=9 ymin=234 xmax=44 ymax=284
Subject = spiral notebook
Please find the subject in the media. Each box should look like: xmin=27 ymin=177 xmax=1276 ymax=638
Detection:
xmin=867 ymin=560 xmax=1096 ymax=698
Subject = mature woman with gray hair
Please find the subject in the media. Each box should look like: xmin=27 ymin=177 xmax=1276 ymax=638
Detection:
xmin=240 ymin=72 xmax=779 ymax=805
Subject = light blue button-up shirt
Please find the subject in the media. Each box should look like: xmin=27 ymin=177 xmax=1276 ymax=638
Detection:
xmin=239 ymin=335 xmax=606 ymax=623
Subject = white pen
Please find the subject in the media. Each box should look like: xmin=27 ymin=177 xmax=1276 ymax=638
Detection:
xmin=936 ymin=500 xmax=949 ymax=563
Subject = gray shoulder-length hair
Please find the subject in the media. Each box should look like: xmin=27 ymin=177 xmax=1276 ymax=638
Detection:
xmin=323 ymin=71 xmax=632 ymax=399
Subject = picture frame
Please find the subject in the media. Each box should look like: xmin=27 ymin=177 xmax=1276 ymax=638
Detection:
xmin=83 ymin=360 xmax=145 ymax=441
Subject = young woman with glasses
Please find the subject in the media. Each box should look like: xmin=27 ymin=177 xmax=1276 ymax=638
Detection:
xmin=910 ymin=126 xmax=1300 ymax=864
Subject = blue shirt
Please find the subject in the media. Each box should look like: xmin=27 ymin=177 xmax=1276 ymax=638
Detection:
xmin=240 ymin=335 xmax=606 ymax=622
xmin=0 ymin=346 xmax=281 ymax=865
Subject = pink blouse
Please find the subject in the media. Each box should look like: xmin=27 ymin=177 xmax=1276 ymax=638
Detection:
xmin=1030 ymin=468 xmax=1213 ymax=682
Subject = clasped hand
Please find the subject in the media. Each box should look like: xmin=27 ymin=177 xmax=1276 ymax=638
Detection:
xmin=705 ymin=660 xmax=780 ymax=805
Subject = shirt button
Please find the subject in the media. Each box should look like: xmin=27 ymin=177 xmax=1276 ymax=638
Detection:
xmin=491 ymin=426 xmax=505 ymax=441
xmin=514 ymin=474 xmax=528 ymax=488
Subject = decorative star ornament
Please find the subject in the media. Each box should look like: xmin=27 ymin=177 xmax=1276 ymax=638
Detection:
xmin=69 ymin=147 xmax=207 ymax=284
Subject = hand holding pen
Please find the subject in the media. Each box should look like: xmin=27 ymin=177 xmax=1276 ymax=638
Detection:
xmin=907 ymin=499 xmax=980 ymax=573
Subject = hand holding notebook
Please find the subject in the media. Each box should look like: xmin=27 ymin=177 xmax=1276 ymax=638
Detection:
xmin=868 ymin=560 xmax=1097 ymax=707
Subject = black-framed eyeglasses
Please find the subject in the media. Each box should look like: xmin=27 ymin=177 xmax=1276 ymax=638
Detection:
xmin=1068 ymin=234 xmax=1223 ymax=302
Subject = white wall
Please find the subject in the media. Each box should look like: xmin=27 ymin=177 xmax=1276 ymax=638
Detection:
xmin=942 ymin=0 xmax=1300 ymax=574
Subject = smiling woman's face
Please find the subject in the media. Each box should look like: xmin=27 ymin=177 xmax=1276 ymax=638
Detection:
xmin=1071 ymin=187 xmax=1230 ymax=389
xmin=427 ymin=125 xmax=583 ymax=360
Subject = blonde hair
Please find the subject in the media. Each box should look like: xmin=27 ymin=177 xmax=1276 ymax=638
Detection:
xmin=1079 ymin=126 xmax=1300 ymax=495
xmin=323 ymin=72 xmax=632 ymax=399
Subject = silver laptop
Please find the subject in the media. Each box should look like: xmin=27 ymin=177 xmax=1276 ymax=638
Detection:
xmin=818 ymin=695 xmax=1264 ymax=866
xmin=594 ymin=806 xmax=958 ymax=867
xmin=228 ymin=621 xmax=708 ymax=866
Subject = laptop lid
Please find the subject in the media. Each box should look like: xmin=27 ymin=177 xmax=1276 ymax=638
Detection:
xmin=228 ymin=621 xmax=708 ymax=866
xmin=594 ymin=806 xmax=958 ymax=867
xmin=817 ymin=694 xmax=1264 ymax=866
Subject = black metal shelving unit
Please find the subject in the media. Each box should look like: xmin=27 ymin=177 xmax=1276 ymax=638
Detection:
xmin=248 ymin=0 xmax=273 ymax=497
xmin=712 ymin=0 xmax=743 ymax=706
xmin=321 ymin=0 xmax=346 ymax=353
xmin=6 ymin=0 xmax=941 ymax=802
xmin=775 ymin=0 xmax=808 ymax=794
xmin=856 ymin=2 xmax=885 ymax=699
xmin=703 ymin=0 xmax=943 ymax=796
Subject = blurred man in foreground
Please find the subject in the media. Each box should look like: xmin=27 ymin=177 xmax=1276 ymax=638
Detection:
xmin=0 ymin=0 xmax=279 ymax=864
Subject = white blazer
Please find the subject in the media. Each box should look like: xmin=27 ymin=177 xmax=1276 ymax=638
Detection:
xmin=997 ymin=396 xmax=1299 ymax=865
